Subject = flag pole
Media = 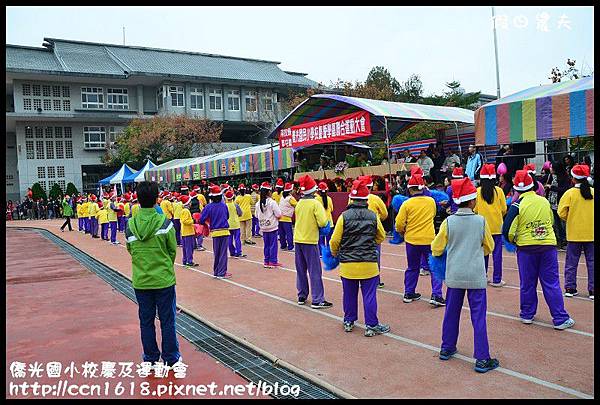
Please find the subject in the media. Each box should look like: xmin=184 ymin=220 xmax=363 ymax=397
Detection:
xmin=491 ymin=6 xmax=502 ymax=98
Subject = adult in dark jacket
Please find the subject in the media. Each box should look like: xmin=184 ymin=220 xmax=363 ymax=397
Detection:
xmin=544 ymin=160 xmax=571 ymax=248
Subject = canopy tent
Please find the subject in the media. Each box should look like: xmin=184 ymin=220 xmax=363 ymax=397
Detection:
xmin=123 ymin=160 xmax=157 ymax=183
xmin=98 ymin=164 xmax=136 ymax=185
xmin=145 ymin=143 xmax=294 ymax=184
xmin=292 ymin=140 xmax=371 ymax=151
xmin=475 ymin=76 xmax=594 ymax=146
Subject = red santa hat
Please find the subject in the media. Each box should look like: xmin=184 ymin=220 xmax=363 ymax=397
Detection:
xmin=208 ymin=185 xmax=222 ymax=196
xmin=571 ymin=164 xmax=592 ymax=182
xmin=192 ymin=212 xmax=201 ymax=221
xmin=318 ymin=181 xmax=328 ymax=192
xmin=451 ymin=177 xmax=478 ymax=204
xmin=512 ymin=170 xmax=535 ymax=192
xmin=276 ymin=178 xmax=284 ymax=188
xmin=298 ymin=175 xmax=317 ymax=195
xmin=260 ymin=181 xmax=272 ymax=190
xmin=407 ymin=174 xmax=426 ymax=190
xmin=224 ymin=189 xmax=235 ymax=200
xmin=284 ymin=182 xmax=294 ymax=192
xmin=90 ymin=194 xmax=97 ymax=201
xmin=251 ymin=183 xmax=259 ymax=191
xmin=179 ymin=195 xmax=191 ymax=206
xmin=172 ymin=192 xmax=180 ymax=198
xmin=97 ymin=201 xmax=103 ymax=209
xmin=180 ymin=185 xmax=189 ymax=192
xmin=523 ymin=163 xmax=536 ymax=175
xmin=479 ymin=164 xmax=496 ymax=179
xmin=238 ymin=183 xmax=246 ymax=190
xmin=451 ymin=167 xmax=464 ymax=179
xmin=358 ymin=175 xmax=373 ymax=187
xmin=349 ymin=179 xmax=369 ymax=200
xmin=193 ymin=185 xmax=201 ymax=191
xmin=132 ymin=192 xmax=138 ymax=202
xmin=410 ymin=165 xmax=423 ymax=178
xmin=189 ymin=191 xmax=197 ymax=198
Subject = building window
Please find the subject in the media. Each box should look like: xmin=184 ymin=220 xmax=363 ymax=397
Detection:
xmin=52 ymin=85 xmax=61 ymax=98
xmin=22 ymin=84 xmax=31 ymax=96
xmin=25 ymin=127 xmax=33 ymax=139
xmin=46 ymin=141 xmax=54 ymax=159
xmin=62 ymin=86 xmax=70 ymax=98
xmin=62 ymin=100 xmax=71 ymax=111
xmin=190 ymin=87 xmax=204 ymax=110
xmin=58 ymin=180 xmax=66 ymax=191
xmin=263 ymin=91 xmax=273 ymax=112
xmin=53 ymin=99 xmax=62 ymax=111
xmin=47 ymin=166 xmax=56 ymax=178
xmin=209 ymin=89 xmax=223 ymax=111
xmin=32 ymin=85 xmax=41 ymax=97
xmin=43 ymin=99 xmax=52 ymax=111
xmin=57 ymin=166 xmax=65 ymax=177
xmin=39 ymin=181 xmax=47 ymax=192
xmin=108 ymin=127 xmax=121 ymax=146
xmin=26 ymin=141 xmax=34 ymax=159
xmin=107 ymin=88 xmax=129 ymax=110
xmin=45 ymin=127 xmax=53 ymax=138
xmin=35 ymin=127 xmax=43 ymax=138
xmin=42 ymin=85 xmax=51 ymax=97
xmin=23 ymin=99 xmax=32 ymax=110
xmin=54 ymin=127 xmax=62 ymax=138
xmin=245 ymin=91 xmax=257 ymax=112
xmin=81 ymin=87 xmax=104 ymax=109
xmin=64 ymin=127 xmax=72 ymax=138
xmin=65 ymin=141 xmax=73 ymax=158
xmin=38 ymin=167 xmax=46 ymax=179
xmin=55 ymin=141 xmax=64 ymax=159
xmin=83 ymin=126 xmax=107 ymax=149
xmin=169 ymin=86 xmax=185 ymax=107
xmin=36 ymin=141 xmax=45 ymax=159
xmin=227 ymin=90 xmax=240 ymax=111
xmin=33 ymin=99 xmax=42 ymax=111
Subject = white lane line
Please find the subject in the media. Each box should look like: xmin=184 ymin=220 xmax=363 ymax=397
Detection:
xmin=176 ymin=261 xmax=594 ymax=400
xmin=195 ymin=247 xmax=593 ymax=338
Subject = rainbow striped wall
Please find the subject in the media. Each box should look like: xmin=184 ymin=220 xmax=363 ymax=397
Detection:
xmin=475 ymin=77 xmax=594 ymax=145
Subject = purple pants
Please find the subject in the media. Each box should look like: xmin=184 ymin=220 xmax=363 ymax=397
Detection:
xmin=229 ymin=228 xmax=242 ymax=256
xmin=564 ymin=241 xmax=594 ymax=292
xmin=295 ymin=243 xmax=325 ymax=304
xmin=195 ymin=234 xmax=204 ymax=249
xmin=341 ymin=275 xmax=380 ymax=327
xmin=262 ymin=230 xmax=278 ymax=264
xmin=278 ymin=223 xmax=287 ymax=249
xmin=212 ymin=236 xmax=229 ymax=277
xmin=109 ymin=221 xmax=118 ymax=243
xmin=173 ymin=219 xmax=182 ymax=246
xmin=78 ymin=218 xmax=84 ymax=231
xmin=484 ymin=234 xmax=503 ymax=283
xmin=101 ymin=223 xmax=109 ymax=240
xmin=442 ymin=288 xmax=490 ymax=361
xmin=420 ymin=251 xmax=429 ymax=270
xmin=517 ymin=246 xmax=570 ymax=326
xmin=405 ymin=242 xmax=443 ymax=296
xmin=90 ymin=217 xmax=98 ymax=237
xmin=84 ymin=217 xmax=90 ymax=233
xmin=182 ymin=235 xmax=194 ymax=265
xmin=318 ymin=228 xmax=333 ymax=254
xmin=252 ymin=216 xmax=260 ymax=236
xmin=280 ymin=222 xmax=294 ymax=250
xmin=118 ymin=216 xmax=125 ymax=232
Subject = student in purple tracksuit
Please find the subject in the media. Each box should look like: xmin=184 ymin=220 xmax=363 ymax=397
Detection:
xmin=200 ymin=185 xmax=231 ymax=279
xmin=431 ymin=177 xmax=499 ymax=373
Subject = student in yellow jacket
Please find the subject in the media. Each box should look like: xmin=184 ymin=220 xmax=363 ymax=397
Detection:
xmin=272 ymin=178 xmax=284 ymax=204
xmin=179 ymin=195 xmax=198 ymax=267
xmin=395 ymin=174 xmax=444 ymax=306
xmin=76 ymin=199 xmax=84 ymax=232
xmin=130 ymin=193 xmax=140 ymax=218
xmin=88 ymin=195 xmax=100 ymax=238
xmin=81 ymin=198 xmax=91 ymax=235
xmin=474 ymin=164 xmax=507 ymax=287
xmin=235 ymin=184 xmax=255 ymax=245
xmin=294 ymin=175 xmax=332 ymax=309
xmin=502 ymin=170 xmax=574 ymax=330
xmin=330 ymin=178 xmax=389 ymax=336
xmin=225 ymin=189 xmax=246 ymax=258
xmin=558 ymin=164 xmax=594 ymax=299
xmin=108 ymin=194 xmax=120 ymax=245
xmin=160 ymin=191 xmax=174 ymax=220
xmin=97 ymin=201 xmax=109 ymax=241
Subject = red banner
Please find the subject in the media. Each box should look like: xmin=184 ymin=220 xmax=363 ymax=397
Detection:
xmin=279 ymin=111 xmax=371 ymax=149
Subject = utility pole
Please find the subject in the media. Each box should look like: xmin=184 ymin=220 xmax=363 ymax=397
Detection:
xmin=491 ymin=7 xmax=501 ymax=99
xmin=122 ymin=26 xmax=126 ymax=45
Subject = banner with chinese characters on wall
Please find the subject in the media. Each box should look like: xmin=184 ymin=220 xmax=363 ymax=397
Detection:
xmin=279 ymin=111 xmax=372 ymax=149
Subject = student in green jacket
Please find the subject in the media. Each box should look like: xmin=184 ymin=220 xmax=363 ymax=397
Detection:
xmin=60 ymin=195 xmax=73 ymax=232
xmin=125 ymin=181 xmax=181 ymax=367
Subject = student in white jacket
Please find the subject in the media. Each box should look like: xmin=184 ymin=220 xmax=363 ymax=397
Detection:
xmin=278 ymin=182 xmax=297 ymax=251
xmin=255 ymin=181 xmax=282 ymax=268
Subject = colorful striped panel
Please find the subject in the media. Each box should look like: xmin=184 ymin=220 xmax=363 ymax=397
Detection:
xmin=485 ymin=105 xmax=497 ymax=145
xmin=474 ymin=108 xmax=486 ymax=145
xmin=522 ymin=98 xmax=537 ymax=142
xmin=586 ymin=89 xmax=594 ymax=136
xmin=551 ymin=93 xmax=570 ymax=139
xmin=536 ymin=97 xmax=553 ymax=140
xmin=496 ymin=103 xmax=510 ymax=145
xmin=509 ymin=102 xmax=523 ymax=143
xmin=569 ymin=90 xmax=586 ymax=137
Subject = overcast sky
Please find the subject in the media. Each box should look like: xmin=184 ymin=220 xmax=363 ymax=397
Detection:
xmin=6 ymin=6 xmax=594 ymax=97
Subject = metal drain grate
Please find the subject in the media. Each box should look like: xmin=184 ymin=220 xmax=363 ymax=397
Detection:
xmin=18 ymin=228 xmax=340 ymax=399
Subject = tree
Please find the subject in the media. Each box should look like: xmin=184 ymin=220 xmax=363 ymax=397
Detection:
xmin=66 ymin=182 xmax=78 ymax=197
xmin=422 ymin=80 xmax=481 ymax=110
xmin=103 ymin=115 xmax=223 ymax=167
xmin=365 ymin=66 xmax=401 ymax=100
xmin=397 ymin=74 xmax=424 ymax=103
xmin=549 ymin=58 xmax=592 ymax=83
xmin=31 ymin=182 xmax=47 ymax=201
xmin=49 ymin=183 xmax=63 ymax=200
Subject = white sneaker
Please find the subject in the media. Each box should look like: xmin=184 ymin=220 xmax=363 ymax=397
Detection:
xmin=554 ymin=318 xmax=575 ymax=330
xmin=520 ymin=318 xmax=534 ymax=324
xmin=489 ymin=280 xmax=506 ymax=287
xmin=419 ymin=269 xmax=430 ymax=276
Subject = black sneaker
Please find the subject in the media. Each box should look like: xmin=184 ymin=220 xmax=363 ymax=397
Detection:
xmin=343 ymin=321 xmax=354 ymax=332
xmin=378 ymin=282 xmax=385 ymax=289
xmin=564 ymin=288 xmax=578 ymax=297
xmin=311 ymin=300 xmax=333 ymax=309
xmin=297 ymin=297 xmax=306 ymax=305
xmin=474 ymin=358 xmax=500 ymax=373
xmin=364 ymin=323 xmax=390 ymax=337
xmin=439 ymin=348 xmax=457 ymax=360
xmin=430 ymin=295 xmax=446 ymax=307
xmin=403 ymin=292 xmax=421 ymax=303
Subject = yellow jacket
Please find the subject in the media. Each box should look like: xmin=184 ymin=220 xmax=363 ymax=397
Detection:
xmin=123 ymin=202 xmax=131 ymax=217
xmin=474 ymin=186 xmax=507 ymax=235
xmin=235 ymin=194 xmax=254 ymax=222
xmin=503 ymin=191 xmax=556 ymax=246
xmin=172 ymin=201 xmax=183 ymax=220
xmin=395 ymin=196 xmax=437 ymax=245
xmin=180 ymin=208 xmax=195 ymax=237
xmin=431 ymin=214 xmax=494 ymax=257
xmin=97 ymin=208 xmax=109 ymax=225
xmin=272 ymin=191 xmax=282 ymax=204
xmin=88 ymin=202 xmax=99 ymax=217
xmin=131 ymin=203 xmax=140 ymax=218
xmin=160 ymin=199 xmax=173 ymax=219
xmin=197 ymin=194 xmax=207 ymax=207
xmin=107 ymin=201 xmax=118 ymax=222
xmin=330 ymin=213 xmax=385 ymax=279
xmin=293 ymin=197 xmax=328 ymax=244
xmin=558 ymin=186 xmax=594 ymax=242
xmin=348 ymin=194 xmax=388 ymax=221
xmin=81 ymin=202 xmax=90 ymax=218
xmin=315 ymin=194 xmax=334 ymax=225
xmin=76 ymin=203 xmax=82 ymax=218
xmin=226 ymin=201 xmax=241 ymax=230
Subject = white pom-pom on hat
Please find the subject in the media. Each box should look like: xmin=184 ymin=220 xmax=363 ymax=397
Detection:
xmin=351 ymin=190 xmax=357 ymax=194
xmin=518 ymin=182 xmax=524 ymax=187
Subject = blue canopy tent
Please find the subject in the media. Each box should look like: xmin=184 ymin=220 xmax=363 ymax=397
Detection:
xmin=98 ymin=164 xmax=136 ymax=195
xmin=123 ymin=160 xmax=157 ymax=183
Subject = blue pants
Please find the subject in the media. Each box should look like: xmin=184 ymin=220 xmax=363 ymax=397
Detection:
xmin=341 ymin=275 xmax=380 ymax=327
xmin=182 ymin=235 xmax=194 ymax=265
xmin=134 ymin=285 xmax=180 ymax=365
xmin=109 ymin=221 xmax=118 ymax=243
xmin=229 ymin=228 xmax=242 ymax=256
xmin=213 ymin=236 xmax=229 ymax=276
xmin=262 ymin=229 xmax=278 ymax=264
xmin=84 ymin=218 xmax=91 ymax=233
xmin=484 ymin=234 xmax=503 ymax=283
xmin=173 ymin=219 xmax=182 ymax=246
xmin=278 ymin=222 xmax=287 ymax=249
xmin=405 ymin=242 xmax=443 ymax=297
xmin=280 ymin=222 xmax=294 ymax=250
xmin=252 ymin=216 xmax=260 ymax=236
xmin=101 ymin=223 xmax=109 ymax=240
xmin=78 ymin=218 xmax=84 ymax=231
xmin=295 ymin=243 xmax=325 ymax=304
xmin=90 ymin=217 xmax=98 ymax=237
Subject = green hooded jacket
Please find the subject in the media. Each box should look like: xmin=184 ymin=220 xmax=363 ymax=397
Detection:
xmin=62 ymin=198 xmax=73 ymax=217
xmin=125 ymin=208 xmax=177 ymax=289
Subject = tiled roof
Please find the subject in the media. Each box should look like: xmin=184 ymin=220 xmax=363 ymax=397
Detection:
xmin=6 ymin=38 xmax=318 ymax=88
